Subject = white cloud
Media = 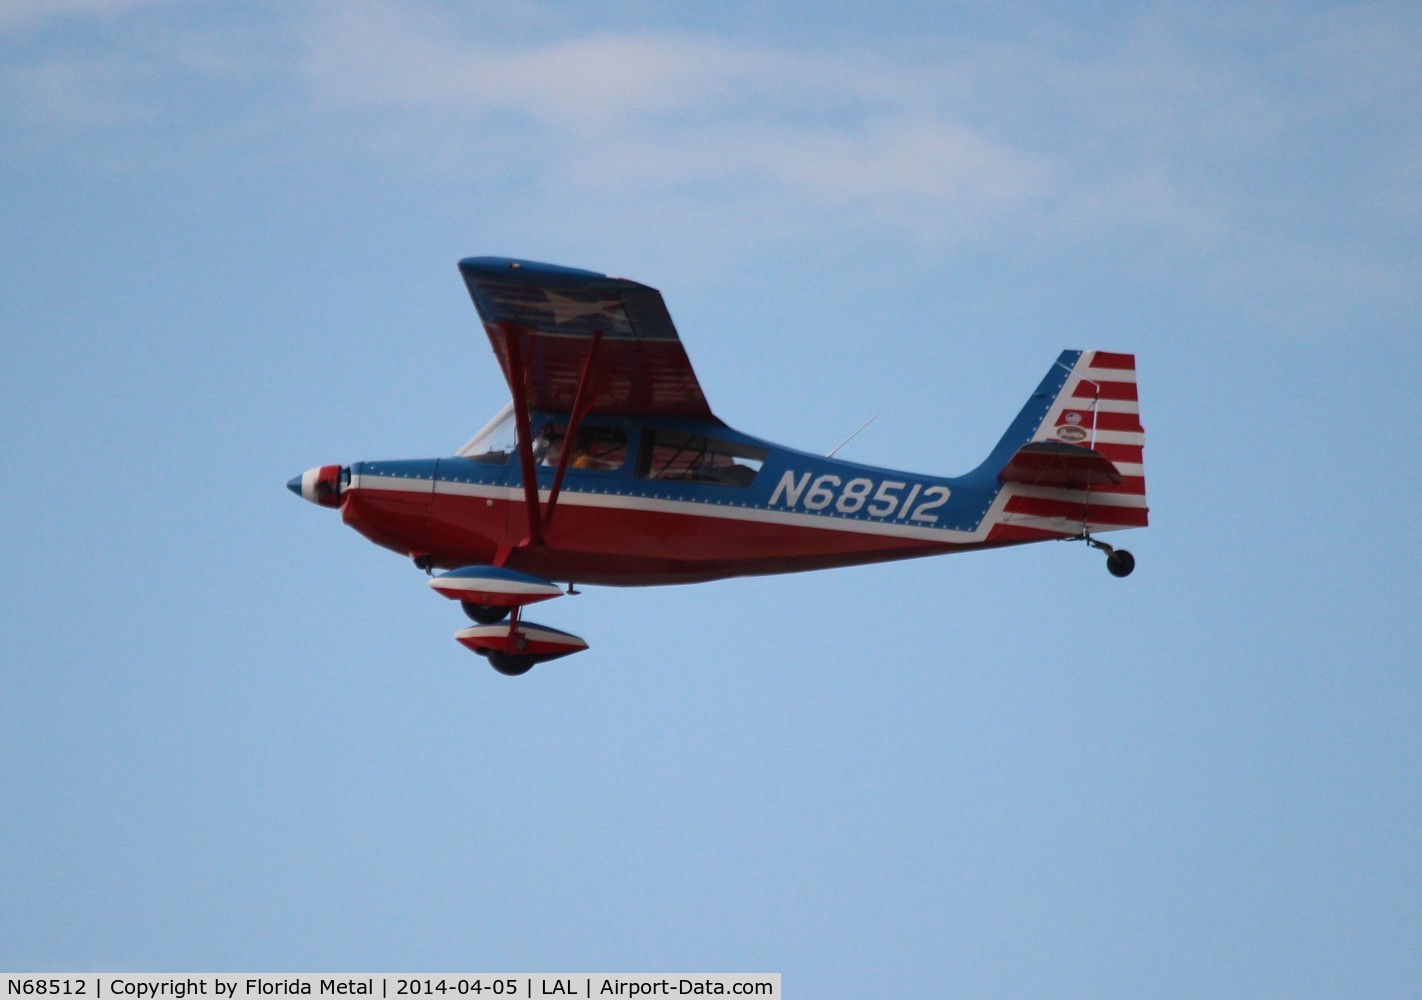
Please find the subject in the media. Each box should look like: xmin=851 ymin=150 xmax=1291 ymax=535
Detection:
xmin=4 ymin=0 xmax=1418 ymax=335
xmin=301 ymin=2 xmax=748 ymax=121
xmin=0 ymin=0 xmax=154 ymax=30
xmin=295 ymin=1 xmax=1049 ymax=232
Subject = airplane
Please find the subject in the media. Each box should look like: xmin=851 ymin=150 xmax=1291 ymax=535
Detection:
xmin=290 ymin=257 xmax=1148 ymax=675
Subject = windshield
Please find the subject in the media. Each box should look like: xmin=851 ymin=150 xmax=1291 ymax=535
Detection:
xmin=456 ymin=401 xmax=517 ymax=464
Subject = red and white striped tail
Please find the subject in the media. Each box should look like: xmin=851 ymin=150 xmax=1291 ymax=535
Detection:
xmin=989 ymin=350 xmax=1148 ymax=542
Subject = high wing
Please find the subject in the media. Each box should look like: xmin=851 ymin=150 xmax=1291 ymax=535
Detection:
xmin=458 ymin=257 xmax=715 ymax=420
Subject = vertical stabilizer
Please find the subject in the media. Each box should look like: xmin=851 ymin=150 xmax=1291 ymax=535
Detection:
xmin=983 ymin=351 xmax=1147 ymax=542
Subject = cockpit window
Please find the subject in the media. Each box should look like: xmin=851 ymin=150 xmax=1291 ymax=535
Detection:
xmin=636 ymin=430 xmax=766 ymax=487
xmin=456 ymin=402 xmax=518 ymax=464
xmin=534 ymin=423 xmax=628 ymax=471
xmin=455 ymin=406 xmax=630 ymax=471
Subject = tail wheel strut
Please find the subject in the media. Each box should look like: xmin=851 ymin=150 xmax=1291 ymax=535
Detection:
xmin=1083 ymin=534 xmax=1136 ymax=578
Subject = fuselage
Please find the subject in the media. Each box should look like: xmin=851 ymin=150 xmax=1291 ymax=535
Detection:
xmin=336 ymin=412 xmax=1010 ymax=587
xmin=289 ymin=258 xmax=1146 ymax=672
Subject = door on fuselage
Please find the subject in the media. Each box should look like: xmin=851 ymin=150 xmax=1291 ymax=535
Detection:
xmin=530 ymin=419 xmax=631 ymax=474
xmin=439 ymin=404 xmax=522 ymax=562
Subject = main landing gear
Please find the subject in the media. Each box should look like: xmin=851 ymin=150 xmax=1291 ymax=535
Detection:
xmin=1082 ymin=534 xmax=1136 ymax=578
xmin=480 ymin=648 xmax=536 ymax=676
xmin=461 ymin=600 xmax=511 ymax=625
xmin=454 ymin=612 xmax=589 ymax=675
xmin=428 ymin=565 xmax=590 ymax=675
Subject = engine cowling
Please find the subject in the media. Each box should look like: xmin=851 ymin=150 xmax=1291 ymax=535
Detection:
xmin=288 ymin=465 xmax=347 ymax=508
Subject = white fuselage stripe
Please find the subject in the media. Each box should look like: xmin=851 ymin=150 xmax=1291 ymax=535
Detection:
xmin=357 ymin=473 xmax=986 ymax=543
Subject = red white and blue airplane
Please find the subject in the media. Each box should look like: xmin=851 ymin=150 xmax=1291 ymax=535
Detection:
xmin=290 ymin=257 xmax=1148 ymax=675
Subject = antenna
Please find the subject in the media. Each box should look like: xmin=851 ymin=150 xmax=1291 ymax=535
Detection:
xmin=827 ymin=411 xmax=882 ymax=458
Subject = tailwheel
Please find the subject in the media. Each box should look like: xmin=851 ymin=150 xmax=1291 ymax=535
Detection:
xmin=461 ymin=600 xmax=511 ymax=625
xmin=1105 ymin=549 xmax=1135 ymax=578
xmin=486 ymin=650 xmax=536 ymax=676
xmin=1083 ymin=534 xmax=1136 ymax=578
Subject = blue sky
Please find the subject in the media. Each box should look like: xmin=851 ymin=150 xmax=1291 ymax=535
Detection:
xmin=3 ymin=0 xmax=1420 ymax=994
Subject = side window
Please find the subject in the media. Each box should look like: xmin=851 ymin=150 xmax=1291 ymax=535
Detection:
xmin=533 ymin=423 xmax=628 ymax=471
xmin=636 ymin=430 xmax=767 ymax=487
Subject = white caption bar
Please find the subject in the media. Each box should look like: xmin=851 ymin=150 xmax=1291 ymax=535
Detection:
xmin=3 ymin=976 xmax=779 ymax=1000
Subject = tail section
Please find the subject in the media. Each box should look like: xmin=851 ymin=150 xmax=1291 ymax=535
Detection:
xmin=981 ymin=350 xmax=1147 ymax=543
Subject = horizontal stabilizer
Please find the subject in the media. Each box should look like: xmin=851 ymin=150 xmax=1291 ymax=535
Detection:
xmin=998 ymin=441 xmax=1123 ymax=489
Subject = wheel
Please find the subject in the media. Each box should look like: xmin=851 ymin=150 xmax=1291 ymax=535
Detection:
xmin=487 ymin=650 xmax=535 ymax=676
xmin=1106 ymin=549 xmax=1135 ymax=578
xmin=461 ymin=600 xmax=510 ymax=625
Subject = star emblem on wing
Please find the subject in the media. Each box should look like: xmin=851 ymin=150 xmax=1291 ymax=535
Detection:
xmin=543 ymin=290 xmax=633 ymax=333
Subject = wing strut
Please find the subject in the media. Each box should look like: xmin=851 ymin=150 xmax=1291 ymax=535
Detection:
xmin=544 ymin=330 xmax=603 ymax=531
xmin=505 ymin=331 xmax=544 ymax=547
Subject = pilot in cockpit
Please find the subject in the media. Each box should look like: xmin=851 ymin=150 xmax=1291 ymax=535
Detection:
xmin=534 ymin=424 xmax=563 ymax=466
xmin=535 ymin=423 xmax=621 ymax=470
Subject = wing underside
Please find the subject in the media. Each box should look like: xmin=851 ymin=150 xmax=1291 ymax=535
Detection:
xmin=459 ymin=257 xmax=715 ymax=420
